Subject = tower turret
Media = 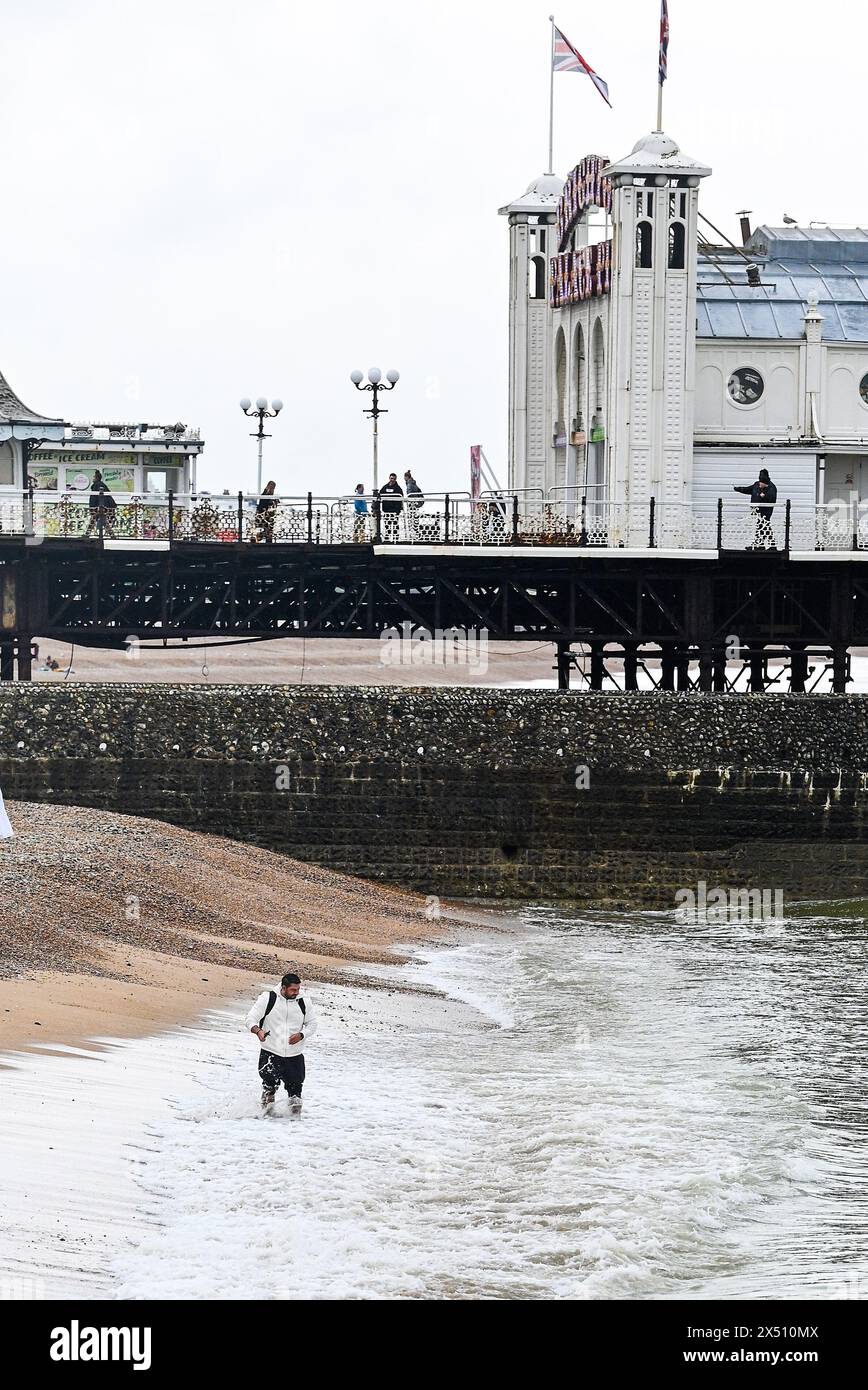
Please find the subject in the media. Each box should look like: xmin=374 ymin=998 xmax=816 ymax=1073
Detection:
xmin=603 ymin=132 xmax=711 ymax=530
xmin=499 ymin=174 xmax=563 ymax=495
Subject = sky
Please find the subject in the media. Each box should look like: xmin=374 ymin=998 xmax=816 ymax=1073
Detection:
xmin=3 ymin=0 xmax=867 ymax=496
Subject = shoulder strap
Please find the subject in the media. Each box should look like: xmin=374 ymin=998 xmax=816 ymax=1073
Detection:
xmin=298 ymin=999 xmax=306 ymax=1017
xmin=258 ymin=990 xmax=277 ymax=1029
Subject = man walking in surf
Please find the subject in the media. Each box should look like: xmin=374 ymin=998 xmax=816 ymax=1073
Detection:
xmin=245 ymin=972 xmax=317 ymax=1116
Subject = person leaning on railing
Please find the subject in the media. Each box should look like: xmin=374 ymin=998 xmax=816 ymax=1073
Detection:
xmin=733 ymin=468 xmax=777 ymax=550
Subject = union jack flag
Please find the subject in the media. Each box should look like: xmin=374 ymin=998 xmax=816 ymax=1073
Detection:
xmin=552 ymin=26 xmax=611 ymax=107
xmin=659 ymin=0 xmax=670 ymax=84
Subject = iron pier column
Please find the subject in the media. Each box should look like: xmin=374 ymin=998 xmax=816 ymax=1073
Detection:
xmin=623 ymin=643 xmax=639 ymax=692
xmin=556 ymin=642 xmax=572 ymax=691
xmin=790 ymin=643 xmax=808 ymax=695
xmin=660 ymin=645 xmax=675 ymax=692
xmin=589 ymin=643 xmax=604 ymax=691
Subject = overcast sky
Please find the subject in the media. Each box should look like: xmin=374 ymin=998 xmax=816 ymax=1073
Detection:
xmin=3 ymin=0 xmax=865 ymax=496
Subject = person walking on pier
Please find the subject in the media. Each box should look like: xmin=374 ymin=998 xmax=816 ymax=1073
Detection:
xmin=378 ymin=472 xmax=404 ymax=541
xmin=404 ymin=470 xmax=423 ymax=504
xmin=734 ymin=468 xmax=777 ymax=549
xmin=85 ymin=470 xmax=116 ymax=538
xmin=352 ymin=482 xmax=369 ymax=541
xmin=245 ymin=972 xmax=317 ymax=1116
xmin=403 ymin=470 xmax=423 ymax=538
xmin=255 ymin=480 xmax=279 ymax=544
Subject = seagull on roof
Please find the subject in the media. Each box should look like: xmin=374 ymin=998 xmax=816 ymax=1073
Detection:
xmin=782 ymin=214 xmax=799 ymax=225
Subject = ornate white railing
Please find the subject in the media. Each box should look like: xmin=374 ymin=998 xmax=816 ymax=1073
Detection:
xmin=2 ymin=491 xmax=868 ymax=553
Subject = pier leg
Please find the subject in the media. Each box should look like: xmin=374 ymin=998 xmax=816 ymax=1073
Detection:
xmin=555 ymin=642 xmax=572 ymax=691
xmin=676 ymin=646 xmax=691 ymax=692
xmin=698 ymin=643 xmax=713 ymax=693
xmin=589 ymin=643 xmax=604 ymax=692
xmin=660 ymin=645 xmax=675 ymax=692
xmin=712 ymin=645 xmax=728 ymax=692
xmin=0 ymin=640 xmax=13 ymax=681
xmin=623 ymin=643 xmax=639 ymax=692
xmin=748 ymin=644 xmax=765 ymax=693
xmin=831 ymin=645 xmax=848 ymax=694
xmin=16 ymin=635 xmax=32 ymax=682
xmin=790 ymin=643 xmax=808 ymax=694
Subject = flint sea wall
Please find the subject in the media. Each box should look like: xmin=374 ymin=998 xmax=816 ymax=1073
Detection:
xmin=2 ymin=686 xmax=868 ymax=905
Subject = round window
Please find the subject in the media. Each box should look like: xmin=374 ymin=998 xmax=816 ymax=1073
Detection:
xmin=860 ymin=373 xmax=868 ymax=405
xmin=728 ymin=367 xmax=764 ymax=405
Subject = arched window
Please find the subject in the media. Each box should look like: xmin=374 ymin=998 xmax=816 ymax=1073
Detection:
xmin=573 ymin=324 xmax=586 ymax=433
xmin=554 ymin=329 xmax=567 ymax=447
xmin=0 ymin=441 xmax=14 ymax=487
xmin=528 ymin=254 xmax=546 ymax=299
xmin=668 ymin=221 xmax=686 ymax=269
xmin=636 ymin=221 xmax=653 ymax=269
xmin=591 ymin=319 xmax=606 ymax=433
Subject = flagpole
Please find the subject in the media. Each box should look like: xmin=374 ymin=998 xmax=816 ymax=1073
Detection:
xmin=547 ymin=15 xmax=555 ymax=173
xmin=657 ymin=1 xmax=668 ymax=131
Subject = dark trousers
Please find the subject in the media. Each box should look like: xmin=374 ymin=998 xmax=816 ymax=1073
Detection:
xmin=259 ymin=1050 xmax=305 ymax=1097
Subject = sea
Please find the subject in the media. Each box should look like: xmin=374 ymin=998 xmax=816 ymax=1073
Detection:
xmin=111 ymin=905 xmax=868 ymax=1301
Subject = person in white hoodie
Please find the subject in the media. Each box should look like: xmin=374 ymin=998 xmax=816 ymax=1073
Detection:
xmin=0 ymin=785 xmax=13 ymax=841
xmin=245 ymin=972 xmax=317 ymax=1115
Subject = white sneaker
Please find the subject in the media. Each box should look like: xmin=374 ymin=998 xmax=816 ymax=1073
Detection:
xmin=261 ymin=1091 xmax=276 ymax=1112
xmin=289 ymin=1095 xmax=303 ymax=1118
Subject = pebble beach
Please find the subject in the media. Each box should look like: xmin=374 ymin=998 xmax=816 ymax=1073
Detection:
xmin=0 ymin=800 xmax=456 ymax=1055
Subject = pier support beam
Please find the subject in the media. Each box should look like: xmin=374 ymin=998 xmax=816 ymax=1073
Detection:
xmin=660 ymin=645 xmax=675 ymax=692
xmin=698 ymin=643 xmax=713 ymax=693
xmin=555 ymin=642 xmax=572 ymax=691
xmin=0 ymin=640 xmax=13 ymax=682
xmin=790 ymin=644 xmax=808 ymax=695
xmin=589 ymin=643 xmax=605 ymax=692
xmin=832 ymin=645 xmax=848 ymax=694
xmin=623 ymin=643 xmax=639 ymax=692
xmin=17 ymin=636 xmax=32 ymax=682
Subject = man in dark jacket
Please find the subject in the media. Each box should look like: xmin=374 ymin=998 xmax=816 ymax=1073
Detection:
xmin=377 ymin=473 xmax=404 ymax=540
xmin=85 ymin=470 xmax=117 ymax=537
xmin=734 ymin=468 xmax=777 ymax=549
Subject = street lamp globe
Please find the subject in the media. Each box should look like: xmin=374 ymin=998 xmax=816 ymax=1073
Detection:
xmin=239 ymin=397 xmax=252 ymax=410
xmin=367 ymin=368 xmax=382 ymax=385
xmin=350 ymin=370 xmax=364 ymax=385
xmin=255 ymin=396 xmax=268 ymax=410
xmin=386 ymin=369 xmax=400 ymax=384
xmin=271 ymin=399 xmax=283 ymax=413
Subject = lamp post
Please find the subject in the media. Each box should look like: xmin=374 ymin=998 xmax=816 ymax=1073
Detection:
xmin=350 ymin=368 xmax=399 ymax=493
xmin=239 ymin=396 xmax=283 ymax=495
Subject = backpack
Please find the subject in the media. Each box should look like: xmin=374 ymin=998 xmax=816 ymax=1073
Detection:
xmin=259 ymin=991 xmax=306 ymax=1029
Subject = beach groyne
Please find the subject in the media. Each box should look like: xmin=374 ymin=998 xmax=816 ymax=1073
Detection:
xmin=3 ymin=685 xmax=868 ymax=904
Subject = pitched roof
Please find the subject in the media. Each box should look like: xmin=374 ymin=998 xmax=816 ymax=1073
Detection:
xmin=0 ymin=367 xmax=63 ymax=426
xmin=697 ymin=227 xmax=868 ymax=342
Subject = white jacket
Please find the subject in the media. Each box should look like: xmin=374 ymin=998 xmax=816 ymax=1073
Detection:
xmin=0 ymin=788 xmax=12 ymax=841
xmin=244 ymin=989 xmax=317 ymax=1058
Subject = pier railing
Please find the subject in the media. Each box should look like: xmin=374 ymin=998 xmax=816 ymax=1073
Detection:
xmin=2 ymin=490 xmax=868 ymax=553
